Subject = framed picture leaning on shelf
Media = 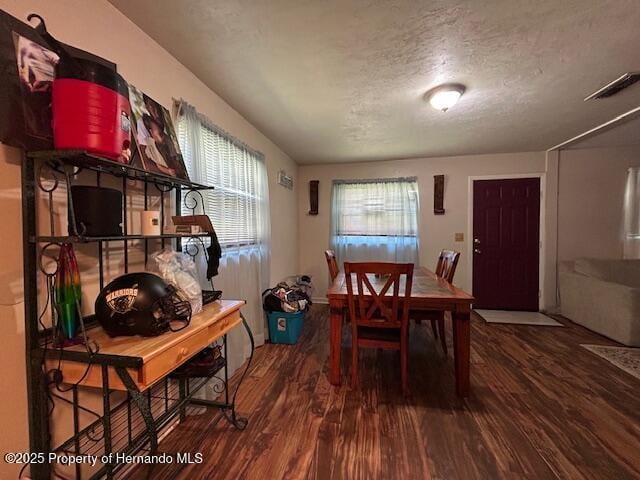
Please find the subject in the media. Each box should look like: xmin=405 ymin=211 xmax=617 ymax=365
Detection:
xmin=128 ymin=84 xmax=189 ymax=180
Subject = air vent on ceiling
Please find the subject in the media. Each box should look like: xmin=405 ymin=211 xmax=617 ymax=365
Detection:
xmin=584 ymin=72 xmax=640 ymax=101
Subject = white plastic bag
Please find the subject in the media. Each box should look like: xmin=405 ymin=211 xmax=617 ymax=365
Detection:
xmin=152 ymin=248 xmax=203 ymax=314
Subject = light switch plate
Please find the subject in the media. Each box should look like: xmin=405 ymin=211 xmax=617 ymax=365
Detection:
xmin=455 ymin=232 xmax=464 ymax=242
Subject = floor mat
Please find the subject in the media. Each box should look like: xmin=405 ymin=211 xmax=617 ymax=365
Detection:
xmin=582 ymin=344 xmax=640 ymax=381
xmin=475 ymin=309 xmax=563 ymax=326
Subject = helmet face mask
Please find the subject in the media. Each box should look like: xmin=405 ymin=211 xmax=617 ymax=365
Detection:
xmin=95 ymin=273 xmax=192 ymax=337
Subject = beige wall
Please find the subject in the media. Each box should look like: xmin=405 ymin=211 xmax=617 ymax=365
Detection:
xmin=297 ymin=151 xmax=553 ymax=302
xmin=0 ymin=144 xmax=28 ymax=479
xmin=558 ymin=145 xmax=640 ymax=262
xmin=0 ymin=0 xmax=298 ymax=477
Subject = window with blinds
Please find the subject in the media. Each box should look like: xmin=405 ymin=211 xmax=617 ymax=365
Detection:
xmin=332 ymin=179 xmax=419 ymax=237
xmin=177 ymin=118 xmax=264 ymax=248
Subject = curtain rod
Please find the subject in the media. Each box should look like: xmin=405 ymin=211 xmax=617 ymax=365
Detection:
xmin=333 ymin=176 xmax=418 ymax=185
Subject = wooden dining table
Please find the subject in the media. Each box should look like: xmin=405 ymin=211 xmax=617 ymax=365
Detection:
xmin=326 ymin=266 xmax=475 ymax=396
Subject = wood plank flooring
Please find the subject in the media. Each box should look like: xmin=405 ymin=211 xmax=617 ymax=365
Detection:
xmin=131 ymin=305 xmax=640 ymax=480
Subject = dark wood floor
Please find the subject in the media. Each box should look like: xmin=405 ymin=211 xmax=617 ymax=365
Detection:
xmin=132 ymin=305 xmax=640 ymax=480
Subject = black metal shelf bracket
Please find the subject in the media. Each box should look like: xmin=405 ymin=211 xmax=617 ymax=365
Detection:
xmin=32 ymin=232 xmax=213 ymax=244
xmin=115 ymin=367 xmax=159 ymax=456
xmin=183 ymin=189 xmax=206 ymax=216
xmin=27 ymin=150 xmax=215 ymax=191
xmin=185 ymin=312 xmax=255 ymax=431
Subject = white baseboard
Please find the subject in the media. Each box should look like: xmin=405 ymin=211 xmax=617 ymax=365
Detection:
xmin=312 ymin=297 xmax=328 ymax=305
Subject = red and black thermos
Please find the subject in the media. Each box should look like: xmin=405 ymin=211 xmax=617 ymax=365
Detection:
xmin=29 ymin=14 xmax=131 ymax=160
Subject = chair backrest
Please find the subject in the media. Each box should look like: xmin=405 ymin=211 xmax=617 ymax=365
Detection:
xmin=325 ymin=250 xmax=339 ymax=282
xmin=435 ymin=250 xmax=461 ymax=283
xmin=344 ymin=262 xmax=414 ymax=328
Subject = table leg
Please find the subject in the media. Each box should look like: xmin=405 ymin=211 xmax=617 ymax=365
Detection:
xmin=329 ymin=305 xmax=343 ymax=386
xmin=452 ymin=310 xmax=470 ymax=397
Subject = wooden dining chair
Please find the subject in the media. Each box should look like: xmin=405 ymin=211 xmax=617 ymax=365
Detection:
xmin=415 ymin=250 xmax=460 ymax=355
xmin=345 ymin=262 xmax=414 ymax=395
xmin=325 ymin=249 xmax=339 ymax=282
xmin=436 ymin=250 xmax=461 ymax=284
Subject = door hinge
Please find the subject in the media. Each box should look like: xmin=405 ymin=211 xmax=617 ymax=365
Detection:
xmin=538 ymin=290 xmax=542 ymax=298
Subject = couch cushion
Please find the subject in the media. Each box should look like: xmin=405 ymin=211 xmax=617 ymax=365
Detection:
xmin=559 ymin=270 xmax=640 ymax=346
xmin=574 ymin=258 xmax=640 ymax=288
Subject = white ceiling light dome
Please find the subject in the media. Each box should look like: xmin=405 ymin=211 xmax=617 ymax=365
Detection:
xmin=425 ymin=84 xmax=466 ymax=112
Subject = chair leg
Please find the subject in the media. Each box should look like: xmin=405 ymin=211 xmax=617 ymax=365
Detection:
xmin=438 ymin=315 xmax=447 ymax=356
xmin=401 ymin=331 xmax=408 ymax=396
xmin=430 ymin=318 xmax=438 ymax=339
xmin=351 ymin=338 xmax=359 ymax=389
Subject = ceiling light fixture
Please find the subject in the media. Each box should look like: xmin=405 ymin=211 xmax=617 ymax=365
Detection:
xmin=425 ymin=84 xmax=466 ymax=112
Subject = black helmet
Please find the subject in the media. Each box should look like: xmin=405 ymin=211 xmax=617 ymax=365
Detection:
xmin=95 ymin=272 xmax=191 ymax=337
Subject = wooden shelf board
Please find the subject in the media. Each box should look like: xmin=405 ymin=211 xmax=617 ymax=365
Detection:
xmin=64 ymin=299 xmax=244 ymax=363
xmin=49 ymin=300 xmax=245 ymax=391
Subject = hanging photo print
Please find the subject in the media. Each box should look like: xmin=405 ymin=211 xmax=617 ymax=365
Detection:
xmin=128 ymin=84 xmax=189 ymax=180
xmin=12 ymin=32 xmax=58 ymax=142
xmin=0 ymin=9 xmax=117 ymax=150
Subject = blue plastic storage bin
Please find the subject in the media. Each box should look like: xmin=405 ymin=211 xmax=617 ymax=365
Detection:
xmin=267 ymin=310 xmax=304 ymax=344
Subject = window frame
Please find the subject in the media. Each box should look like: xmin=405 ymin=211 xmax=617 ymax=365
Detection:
xmin=331 ymin=178 xmax=420 ymax=238
xmin=177 ymin=112 xmax=266 ymax=249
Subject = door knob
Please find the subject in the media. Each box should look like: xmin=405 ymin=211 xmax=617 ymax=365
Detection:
xmin=474 ymin=248 xmax=481 ymax=254
xmin=474 ymin=238 xmax=481 ymax=245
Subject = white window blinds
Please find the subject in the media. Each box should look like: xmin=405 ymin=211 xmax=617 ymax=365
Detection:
xmin=177 ymin=113 xmax=265 ymax=248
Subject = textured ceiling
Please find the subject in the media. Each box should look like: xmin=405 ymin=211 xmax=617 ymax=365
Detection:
xmin=109 ymin=0 xmax=640 ymax=164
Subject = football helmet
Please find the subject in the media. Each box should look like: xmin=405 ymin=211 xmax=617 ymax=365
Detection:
xmin=95 ymin=272 xmax=191 ymax=337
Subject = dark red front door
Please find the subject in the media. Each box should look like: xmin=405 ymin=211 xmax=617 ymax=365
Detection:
xmin=472 ymin=178 xmax=540 ymax=311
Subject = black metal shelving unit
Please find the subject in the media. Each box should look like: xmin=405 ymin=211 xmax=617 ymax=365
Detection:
xmin=27 ymin=149 xmax=214 ymax=191
xmin=22 ymin=150 xmax=254 ymax=480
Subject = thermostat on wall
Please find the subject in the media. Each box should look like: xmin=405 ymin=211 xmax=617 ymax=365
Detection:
xmin=278 ymin=170 xmax=294 ymax=189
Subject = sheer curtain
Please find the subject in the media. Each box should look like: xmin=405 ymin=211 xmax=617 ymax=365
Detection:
xmin=175 ymin=99 xmax=270 ymax=377
xmin=330 ymin=178 xmax=420 ymax=265
xmin=623 ymin=166 xmax=640 ymax=258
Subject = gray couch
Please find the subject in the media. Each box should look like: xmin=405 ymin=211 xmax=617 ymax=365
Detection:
xmin=559 ymin=258 xmax=640 ymax=346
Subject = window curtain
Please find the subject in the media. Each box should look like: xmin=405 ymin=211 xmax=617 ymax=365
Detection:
xmin=623 ymin=166 xmax=640 ymax=258
xmin=175 ymin=100 xmax=271 ymax=379
xmin=330 ymin=178 xmax=420 ymax=265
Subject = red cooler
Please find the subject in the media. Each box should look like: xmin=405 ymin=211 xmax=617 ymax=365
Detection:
xmin=52 ymin=59 xmax=131 ymax=160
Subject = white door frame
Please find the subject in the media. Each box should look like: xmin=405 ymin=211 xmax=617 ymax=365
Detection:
xmin=467 ymin=173 xmax=546 ymax=311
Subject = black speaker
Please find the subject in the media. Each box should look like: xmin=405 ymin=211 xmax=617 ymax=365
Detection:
xmin=69 ymin=186 xmax=123 ymax=236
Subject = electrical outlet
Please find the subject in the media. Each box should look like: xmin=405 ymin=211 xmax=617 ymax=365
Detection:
xmin=455 ymin=232 xmax=464 ymax=242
